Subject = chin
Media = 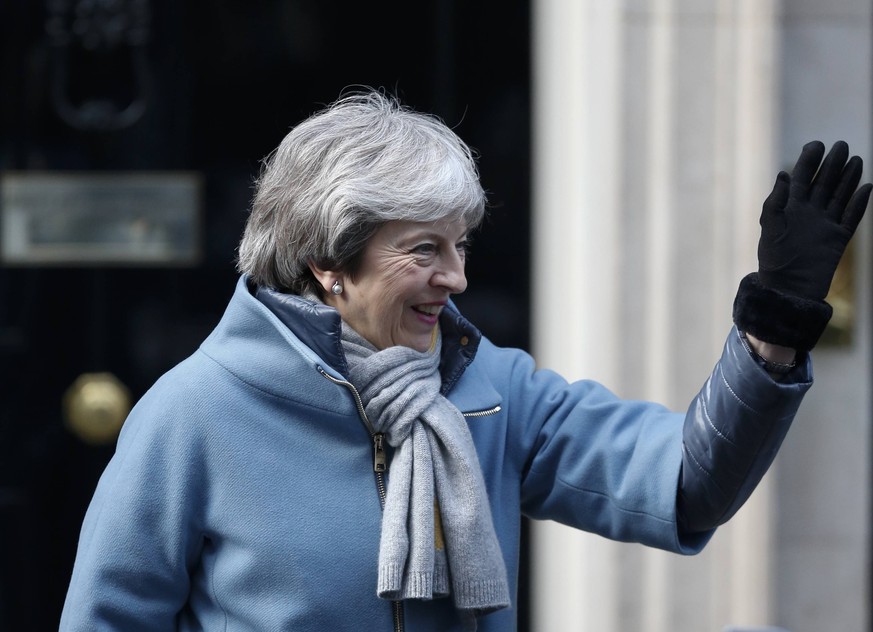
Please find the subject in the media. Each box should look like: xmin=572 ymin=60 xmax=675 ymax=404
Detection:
xmin=408 ymin=334 xmax=436 ymax=353
xmin=392 ymin=335 xmax=423 ymax=352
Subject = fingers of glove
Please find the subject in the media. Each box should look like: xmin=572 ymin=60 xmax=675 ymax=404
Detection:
xmin=809 ymin=140 xmax=850 ymax=208
xmin=841 ymin=182 xmax=872 ymax=235
xmin=790 ymin=140 xmax=826 ymax=195
xmin=827 ymin=154 xmax=863 ymax=222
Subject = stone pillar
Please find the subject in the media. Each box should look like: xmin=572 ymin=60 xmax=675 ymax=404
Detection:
xmin=774 ymin=4 xmax=872 ymax=631
xmin=530 ymin=2 xmax=782 ymax=630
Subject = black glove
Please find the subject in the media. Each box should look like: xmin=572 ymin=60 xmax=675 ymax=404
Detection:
xmin=733 ymin=141 xmax=872 ymax=351
xmin=758 ymin=140 xmax=870 ymax=300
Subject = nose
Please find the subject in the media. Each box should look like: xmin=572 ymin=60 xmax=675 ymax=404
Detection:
xmin=432 ymin=250 xmax=467 ymax=294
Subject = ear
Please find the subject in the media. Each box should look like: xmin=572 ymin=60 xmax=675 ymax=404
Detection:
xmin=307 ymin=260 xmax=338 ymax=296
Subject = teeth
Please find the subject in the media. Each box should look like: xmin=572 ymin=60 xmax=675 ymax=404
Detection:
xmin=416 ymin=305 xmax=442 ymax=316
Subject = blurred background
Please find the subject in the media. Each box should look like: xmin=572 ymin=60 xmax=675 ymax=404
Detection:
xmin=0 ymin=1 xmax=871 ymax=631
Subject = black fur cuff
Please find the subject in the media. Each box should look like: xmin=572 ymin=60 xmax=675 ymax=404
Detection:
xmin=732 ymin=273 xmax=832 ymax=352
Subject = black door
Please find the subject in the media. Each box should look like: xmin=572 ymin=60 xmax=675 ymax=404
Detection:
xmin=0 ymin=1 xmax=530 ymax=629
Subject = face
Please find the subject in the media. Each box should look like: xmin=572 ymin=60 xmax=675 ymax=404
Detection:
xmin=318 ymin=218 xmax=469 ymax=352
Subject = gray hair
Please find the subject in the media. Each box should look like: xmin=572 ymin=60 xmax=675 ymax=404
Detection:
xmin=236 ymin=88 xmax=487 ymax=295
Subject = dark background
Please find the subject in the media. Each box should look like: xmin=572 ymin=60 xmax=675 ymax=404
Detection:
xmin=0 ymin=0 xmax=532 ymax=629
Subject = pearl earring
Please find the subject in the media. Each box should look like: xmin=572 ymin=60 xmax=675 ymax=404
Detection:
xmin=331 ymin=281 xmax=343 ymax=295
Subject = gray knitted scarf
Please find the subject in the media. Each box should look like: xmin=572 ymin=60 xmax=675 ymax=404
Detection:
xmin=341 ymin=324 xmax=510 ymax=624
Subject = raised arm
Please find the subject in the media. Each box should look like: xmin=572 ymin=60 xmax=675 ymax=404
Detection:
xmin=678 ymin=140 xmax=872 ymax=533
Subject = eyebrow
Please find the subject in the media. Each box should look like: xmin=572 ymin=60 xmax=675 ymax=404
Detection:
xmin=405 ymin=229 xmax=469 ymax=243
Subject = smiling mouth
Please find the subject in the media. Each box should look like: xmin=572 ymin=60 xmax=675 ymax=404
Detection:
xmin=413 ymin=304 xmax=443 ymax=316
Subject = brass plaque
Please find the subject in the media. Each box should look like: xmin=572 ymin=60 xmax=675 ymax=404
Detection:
xmin=1 ymin=171 xmax=202 ymax=265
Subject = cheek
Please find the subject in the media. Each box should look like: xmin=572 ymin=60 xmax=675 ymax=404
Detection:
xmin=353 ymin=273 xmax=409 ymax=323
xmin=374 ymin=261 xmax=420 ymax=298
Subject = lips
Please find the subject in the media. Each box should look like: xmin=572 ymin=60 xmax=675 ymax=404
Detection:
xmin=413 ymin=304 xmax=444 ymax=316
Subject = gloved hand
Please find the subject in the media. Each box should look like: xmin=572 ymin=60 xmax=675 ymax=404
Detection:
xmin=757 ymin=140 xmax=871 ymax=301
xmin=733 ymin=140 xmax=872 ymax=351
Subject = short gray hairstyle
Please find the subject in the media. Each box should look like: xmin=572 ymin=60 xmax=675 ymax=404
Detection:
xmin=236 ymin=88 xmax=487 ymax=295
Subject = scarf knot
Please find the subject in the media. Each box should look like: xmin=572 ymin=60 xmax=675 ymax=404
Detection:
xmin=352 ymin=347 xmax=442 ymax=446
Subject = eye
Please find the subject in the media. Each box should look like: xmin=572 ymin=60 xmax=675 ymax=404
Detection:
xmin=411 ymin=243 xmax=437 ymax=256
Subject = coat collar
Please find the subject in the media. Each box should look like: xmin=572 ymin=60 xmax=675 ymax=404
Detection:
xmin=250 ymin=278 xmax=481 ymax=390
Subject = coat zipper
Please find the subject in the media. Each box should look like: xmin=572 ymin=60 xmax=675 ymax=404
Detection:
xmin=463 ymin=405 xmax=501 ymax=419
xmin=317 ymin=366 xmax=401 ymax=631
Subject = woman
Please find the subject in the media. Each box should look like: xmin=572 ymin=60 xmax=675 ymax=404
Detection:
xmin=60 ymin=89 xmax=870 ymax=631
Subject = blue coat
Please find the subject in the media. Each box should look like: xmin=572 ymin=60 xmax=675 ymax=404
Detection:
xmin=60 ymin=276 xmax=812 ymax=631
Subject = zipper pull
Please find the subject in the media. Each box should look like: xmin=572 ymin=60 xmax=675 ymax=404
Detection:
xmin=373 ymin=433 xmax=387 ymax=472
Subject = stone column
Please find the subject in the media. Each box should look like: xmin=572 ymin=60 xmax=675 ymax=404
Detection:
xmin=530 ymin=2 xmax=782 ymax=630
xmin=773 ymin=4 xmax=872 ymax=631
